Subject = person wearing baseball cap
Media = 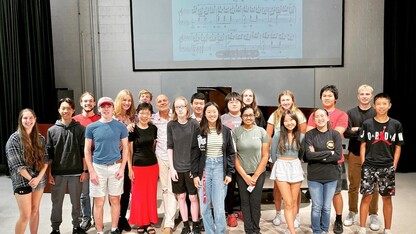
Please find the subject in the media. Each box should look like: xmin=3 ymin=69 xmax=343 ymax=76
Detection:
xmin=84 ymin=96 xmax=128 ymax=234
xmin=97 ymin=97 xmax=114 ymax=107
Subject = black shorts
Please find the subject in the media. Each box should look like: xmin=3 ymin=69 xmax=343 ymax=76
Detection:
xmin=14 ymin=186 xmax=32 ymax=195
xmin=172 ymin=171 xmax=197 ymax=195
xmin=335 ymin=162 xmax=348 ymax=193
xmin=360 ymin=165 xmax=395 ymax=196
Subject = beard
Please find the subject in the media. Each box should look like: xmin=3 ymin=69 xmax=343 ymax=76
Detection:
xmin=84 ymin=107 xmax=94 ymax=113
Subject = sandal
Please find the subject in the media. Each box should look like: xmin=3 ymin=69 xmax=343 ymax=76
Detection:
xmin=137 ymin=227 xmax=145 ymax=234
xmin=145 ymin=226 xmax=156 ymax=234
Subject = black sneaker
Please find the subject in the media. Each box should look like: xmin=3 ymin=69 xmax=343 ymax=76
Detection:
xmin=72 ymin=227 xmax=86 ymax=234
xmin=80 ymin=217 xmax=92 ymax=231
xmin=180 ymin=226 xmax=191 ymax=234
xmin=192 ymin=223 xmax=201 ymax=234
xmin=333 ymin=220 xmax=343 ymax=234
xmin=199 ymin=219 xmax=204 ymax=231
xmin=50 ymin=230 xmax=60 ymax=234
xmin=110 ymin=228 xmax=121 ymax=234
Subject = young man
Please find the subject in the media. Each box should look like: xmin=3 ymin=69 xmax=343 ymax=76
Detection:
xmin=151 ymin=94 xmax=177 ymax=234
xmin=306 ymin=85 xmax=348 ymax=234
xmin=47 ymin=98 xmax=87 ymax=234
xmin=138 ymin=89 xmax=153 ymax=104
xmin=357 ymin=93 xmax=404 ymax=234
xmin=84 ymin=97 xmax=129 ymax=234
xmin=73 ymin=92 xmax=100 ymax=231
xmin=343 ymin=85 xmax=379 ymax=230
xmin=190 ymin=92 xmax=205 ymax=123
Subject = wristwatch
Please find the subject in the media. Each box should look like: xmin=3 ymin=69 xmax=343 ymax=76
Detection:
xmin=83 ymin=169 xmax=89 ymax=173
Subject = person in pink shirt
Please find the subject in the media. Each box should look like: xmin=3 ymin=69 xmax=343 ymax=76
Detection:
xmin=306 ymin=85 xmax=348 ymax=234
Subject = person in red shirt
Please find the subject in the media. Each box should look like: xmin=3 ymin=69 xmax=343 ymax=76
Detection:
xmin=306 ymin=85 xmax=348 ymax=234
xmin=73 ymin=92 xmax=100 ymax=231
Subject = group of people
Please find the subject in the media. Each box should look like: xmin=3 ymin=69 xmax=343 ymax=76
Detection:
xmin=5 ymin=84 xmax=403 ymax=234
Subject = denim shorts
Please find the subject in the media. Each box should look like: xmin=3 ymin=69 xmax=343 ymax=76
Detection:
xmin=270 ymin=158 xmax=304 ymax=183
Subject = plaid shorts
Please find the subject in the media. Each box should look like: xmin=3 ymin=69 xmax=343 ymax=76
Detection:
xmin=360 ymin=165 xmax=395 ymax=196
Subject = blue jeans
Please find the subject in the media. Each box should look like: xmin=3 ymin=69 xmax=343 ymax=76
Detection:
xmin=198 ymin=157 xmax=227 ymax=234
xmin=307 ymin=180 xmax=337 ymax=234
xmin=80 ymin=179 xmax=91 ymax=219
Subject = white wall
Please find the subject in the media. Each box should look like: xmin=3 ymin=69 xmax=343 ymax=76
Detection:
xmin=51 ymin=0 xmax=384 ymax=112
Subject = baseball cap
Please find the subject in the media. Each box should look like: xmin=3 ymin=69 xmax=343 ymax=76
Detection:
xmin=98 ymin=97 xmax=114 ymax=107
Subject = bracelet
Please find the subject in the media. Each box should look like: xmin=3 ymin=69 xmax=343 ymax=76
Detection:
xmin=83 ymin=170 xmax=89 ymax=173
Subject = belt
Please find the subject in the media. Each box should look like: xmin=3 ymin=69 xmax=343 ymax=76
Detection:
xmin=106 ymin=159 xmax=122 ymax=166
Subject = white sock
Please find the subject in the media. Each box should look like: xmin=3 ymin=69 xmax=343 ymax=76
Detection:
xmin=111 ymin=227 xmax=117 ymax=231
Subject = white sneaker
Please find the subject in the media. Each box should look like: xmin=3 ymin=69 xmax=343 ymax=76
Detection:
xmin=358 ymin=227 xmax=366 ymax=234
xmin=272 ymin=212 xmax=282 ymax=226
xmin=384 ymin=229 xmax=393 ymax=234
xmin=343 ymin=211 xmax=356 ymax=226
xmin=294 ymin=213 xmax=300 ymax=228
xmin=369 ymin=214 xmax=380 ymax=231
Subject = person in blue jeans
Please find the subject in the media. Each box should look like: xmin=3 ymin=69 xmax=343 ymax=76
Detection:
xmin=304 ymin=108 xmax=343 ymax=234
xmin=192 ymin=102 xmax=236 ymax=234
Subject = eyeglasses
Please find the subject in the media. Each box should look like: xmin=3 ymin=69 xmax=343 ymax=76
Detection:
xmin=242 ymin=114 xmax=255 ymax=118
xmin=175 ymin=105 xmax=186 ymax=110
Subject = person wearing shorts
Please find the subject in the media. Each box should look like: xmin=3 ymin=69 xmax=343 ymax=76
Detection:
xmin=357 ymin=93 xmax=404 ymax=234
xmin=269 ymin=110 xmax=304 ymax=234
xmin=167 ymin=96 xmax=201 ymax=234
xmin=84 ymin=97 xmax=129 ymax=234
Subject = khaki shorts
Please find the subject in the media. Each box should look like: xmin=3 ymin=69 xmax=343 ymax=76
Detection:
xmin=90 ymin=162 xmax=124 ymax=197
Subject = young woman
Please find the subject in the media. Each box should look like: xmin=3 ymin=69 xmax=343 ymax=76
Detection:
xmin=167 ymin=96 xmax=201 ymax=234
xmin=270 ymin=110 xmax=304 ymax=234
xmin=233 ymin=106 xmax=269 ymax=234
xmin=304 ymin=108 xmax=342 ymax=234
xmin=113 ymin=89 xmax=135 ymax=232
xmin=241 ymin=89 xmax=266 ymax=128
xmin=266 ymin=90 xmax=306 ymax=227
xmin=6 ymin=109 xmax=48 ymax=234
xmin=128 ymin=103 xmax=158 ymax=234
xmin=192 ymin=102 xmax=236 ymax=234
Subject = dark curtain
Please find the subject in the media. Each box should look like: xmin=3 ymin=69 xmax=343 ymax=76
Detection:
xmin=0 ymin=0 xmax=56 ymax=171
xmin=384 ymin=0 xmax=416 ymax=172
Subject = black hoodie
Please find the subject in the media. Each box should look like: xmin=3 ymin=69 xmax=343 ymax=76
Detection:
xmin=47 ymin=119 xmax=85 ymax=175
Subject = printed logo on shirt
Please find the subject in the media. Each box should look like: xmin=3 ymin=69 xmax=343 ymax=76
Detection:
xmin=326 ymin=140 xmax=335 ymax=150
xmin=366 ymin=126 xmax=398 ymax=146
xmin=198 ymin=135 xmax=206 ymax=151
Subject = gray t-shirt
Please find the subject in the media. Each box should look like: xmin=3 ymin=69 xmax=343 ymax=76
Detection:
xmin=221 ymin=113 xmax=242 ymax=130
xmin=232 ymin=125 xmax=269 ymax=174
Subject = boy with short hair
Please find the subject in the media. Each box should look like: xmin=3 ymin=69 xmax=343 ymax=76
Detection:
xmin=343 ymin=85 xmax=379 ymax=230
xmin=358 ymin=93 xmax=404 ymax=234
xmin=47 ymin=98 xmax=87 ymax=234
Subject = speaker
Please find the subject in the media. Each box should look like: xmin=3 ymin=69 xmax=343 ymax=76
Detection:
xmin=56 ymin=88 xmax=74 ymax=101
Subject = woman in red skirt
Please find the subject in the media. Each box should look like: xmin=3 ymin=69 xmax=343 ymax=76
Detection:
xmin=128 ymin=102 xmax=159 ymax=233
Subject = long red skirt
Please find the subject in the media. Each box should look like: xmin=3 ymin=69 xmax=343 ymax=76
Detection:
xmin=129 ymin=164 xmax=159 ymax=226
